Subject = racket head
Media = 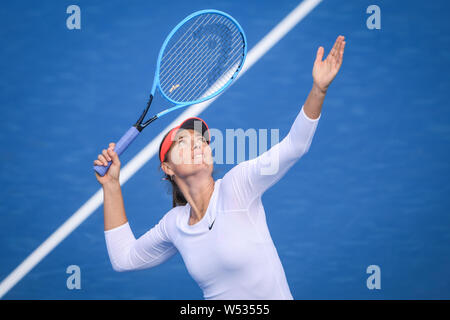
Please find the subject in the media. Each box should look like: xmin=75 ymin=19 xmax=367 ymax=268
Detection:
xmin=155 ymin=10 xmax=247 ymax=105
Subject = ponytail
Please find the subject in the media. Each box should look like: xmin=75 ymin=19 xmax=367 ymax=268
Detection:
xmin=164 ymin=171 xmax=187 ymax=208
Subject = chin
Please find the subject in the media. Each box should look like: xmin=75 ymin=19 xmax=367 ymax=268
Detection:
xmin=192 ymin=155 xmax=213 ymax=166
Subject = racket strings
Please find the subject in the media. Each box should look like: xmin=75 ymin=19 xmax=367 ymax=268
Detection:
xmin=177 ymin=36 xmax=243 ymax=102
xmin=163 ymin=18 xmax=242 ymax=87
xmin=163 ymin=32 xmax=241 ymax=102
xmin=160 ymin=14 xmax=213 ymax=70
xmin=159 ymin=18 xmax=221 ymax=91
xmin=168 ymin=30 xmax=242 ymax=95
xmin=160 ymin=15 xmax=227 ymax=89
xmin=159 ymin=12 xmax=245 ymax=103
xmin=165 ymin=26 xmax=242 ymax=102
xmin=159 ymin=14 xmax=218 ymax=84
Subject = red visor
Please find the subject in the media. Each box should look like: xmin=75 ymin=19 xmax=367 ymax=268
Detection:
xmin=159 ymin=117 xmax=210 ymax=162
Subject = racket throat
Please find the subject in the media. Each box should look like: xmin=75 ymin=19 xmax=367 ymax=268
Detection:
xmin=135 ymin=115 xmax=158 ymax=131
xmin=134 ymin=94 xmax=157 ymax=131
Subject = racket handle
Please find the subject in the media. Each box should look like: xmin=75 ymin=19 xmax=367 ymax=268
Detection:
xmin=93 ymin=126 xmax=140 ymax=177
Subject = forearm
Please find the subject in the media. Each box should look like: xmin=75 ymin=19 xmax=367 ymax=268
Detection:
xmin=303 ymin=83 xmax=326 ymax=120
xmin=102 ymin=181 xmax=128 ymax=231
xmin=104 ymin=214 xmax=177 ymax=272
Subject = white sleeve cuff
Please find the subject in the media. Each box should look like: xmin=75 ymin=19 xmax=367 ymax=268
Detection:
xmin=301 ymin=105 xmax=321 ymax=122
xmin=104 ymin=221 xmax=131 ymax=235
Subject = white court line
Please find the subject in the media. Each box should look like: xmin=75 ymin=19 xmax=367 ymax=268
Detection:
xmin=0 ymin=0 xmax=323 ymax=299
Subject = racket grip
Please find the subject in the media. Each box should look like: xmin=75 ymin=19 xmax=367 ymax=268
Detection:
xmin=93 ymin=126 xmax=140 ymax=177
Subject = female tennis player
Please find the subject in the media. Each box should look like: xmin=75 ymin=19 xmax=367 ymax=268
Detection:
xmin=94 ymin=35 xmax=346 ymax=299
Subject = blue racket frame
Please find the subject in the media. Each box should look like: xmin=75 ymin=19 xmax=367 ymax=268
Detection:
xmin=94 ymin=9 xmax=247 ymax=176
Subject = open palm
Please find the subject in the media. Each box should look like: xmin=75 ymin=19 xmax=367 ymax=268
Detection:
xmin=313 ymin=35 xmax=346 ymax=92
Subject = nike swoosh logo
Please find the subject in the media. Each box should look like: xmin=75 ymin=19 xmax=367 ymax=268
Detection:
xmin=208 ymin=219 xmax=215 ymax=230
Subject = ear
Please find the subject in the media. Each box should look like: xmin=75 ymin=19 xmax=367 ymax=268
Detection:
xmin=161 ymin=161 xmax=175 ymax=176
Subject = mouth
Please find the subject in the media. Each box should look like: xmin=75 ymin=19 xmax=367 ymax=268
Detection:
xmin=192 ymin=150 xmax=207 ymax=164
xmin=193 ymin=154 xmax=204 ymax=161
xmin=193 ymin=149 xmax=203 ymax=158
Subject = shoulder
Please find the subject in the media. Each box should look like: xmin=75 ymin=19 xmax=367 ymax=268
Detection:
xmin=157 ymin=205 xmax=186 ymax=240
xmin=217 ymin=161 xmax=260 ymax=211
xmin=221 ymin=160 xmax=252 ymax=188
xmin=159 ymin=205 xmax=185 ymax=225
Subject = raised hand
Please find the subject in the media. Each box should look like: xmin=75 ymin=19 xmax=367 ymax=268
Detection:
xmin=94 ymin=142 xmax=121 ymax=186
xmin=312 ymin=35 xmax=346 ymax=93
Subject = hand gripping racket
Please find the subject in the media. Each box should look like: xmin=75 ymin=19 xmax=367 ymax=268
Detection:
xmin=94 ymin=9 xmax=247 ymax=176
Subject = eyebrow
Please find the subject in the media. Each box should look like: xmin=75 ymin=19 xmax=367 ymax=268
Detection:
xmin=173 ymin=131 xmax=206 ymax=146
xmin=176 ymin=131 xmax=203 ymax=139
xmin=174 ymin=134 xmax=188 ymax=144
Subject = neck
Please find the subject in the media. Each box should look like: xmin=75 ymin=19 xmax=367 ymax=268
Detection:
xmin=175 ymin=173 xmax=215 ymax=224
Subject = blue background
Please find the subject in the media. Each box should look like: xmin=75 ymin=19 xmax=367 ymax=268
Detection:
xmin=1 ymin=0 xmax=449 ymax=299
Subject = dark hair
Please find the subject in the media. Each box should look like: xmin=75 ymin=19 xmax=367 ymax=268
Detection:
xmin=159 ymin=129 xmax=187 ymax=208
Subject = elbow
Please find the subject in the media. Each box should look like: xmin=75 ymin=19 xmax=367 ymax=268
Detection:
xmin=112 ymin=266 xmax=128 ymax=273
xmin=110 ymin=260 xmax=133 ymax=272
xmin=110 ymin=261 xmax=125 ymax=272
xmin=295 ymin=135 xmax=314 ymax=156
xmin=302 ymin=143 xmax=311 ymax=155
xmin=291 ymin=142 xmax=310 ymax=159
xmin=107 ymin=250 xmax=136 ymax=272
xmin=105 ymin=236 xmax=137 ymax=272
xmin=286 ymin=132 xmax=312 ymax=159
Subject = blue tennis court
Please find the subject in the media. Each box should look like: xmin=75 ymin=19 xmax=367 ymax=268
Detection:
xmin=1 ymin=0 xmax=449 ymax=299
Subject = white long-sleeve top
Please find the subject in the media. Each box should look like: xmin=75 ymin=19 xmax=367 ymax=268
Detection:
xmin=104 ymin=106 xmax=320 ymax=299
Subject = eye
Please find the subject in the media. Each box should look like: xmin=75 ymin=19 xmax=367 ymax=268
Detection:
xmin=177 ymin=137 xmax=186 ymax=145
xmin=196 ymin=135 xmax=206 ymax=143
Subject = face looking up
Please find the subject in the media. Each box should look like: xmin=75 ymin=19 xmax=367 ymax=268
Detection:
xmin=162 ymin=128 xmax=214 ymax=179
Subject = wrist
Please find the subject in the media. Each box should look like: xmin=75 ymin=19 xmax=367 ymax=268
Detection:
xmin=312 ymin=82 xmax=328 ymax=95
xmin=102 ymin=180 xmax=121 ymax=191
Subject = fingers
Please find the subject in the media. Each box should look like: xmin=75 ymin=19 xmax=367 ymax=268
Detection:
xmin=337 ymin=40 xmax=346 ymax=66
xmin=328 ymin=36 xmax=340 ymax=60
xmin=337 ymin=36 xmax=345 ymax=52
xmin=334 ymin=36 xmax=345 ymax=66
xmin=330 ymin=36 xmax=345 ymax=67
xmin=93 ymin=142 xmax=117 ymax=167
xmin=331 ymin=38 xmax=339 ymax=57
xmin=107 ymin=147 xmax=120 ymax=166
xmin=314 ymin=46 xmax=324 ymax=64
xmin=103 ymin=149 xmax=112 ymax=162
xmin=95 ymin=151 xmax=109 ymax=166
xmin=329 ymin=35 xmax=345 ymax=60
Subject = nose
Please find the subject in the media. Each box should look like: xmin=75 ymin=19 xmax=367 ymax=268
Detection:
xmin=193 ymin=138 xmax=202 ymax=149
xmin=192 ymin=137 xmax=204 ymax=158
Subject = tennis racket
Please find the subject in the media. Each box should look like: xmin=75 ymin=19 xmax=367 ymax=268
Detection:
xmin=94 ymin=9 xmax=247 ymax=176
